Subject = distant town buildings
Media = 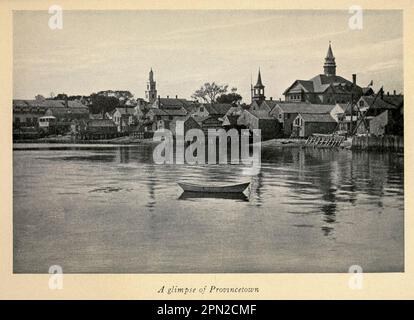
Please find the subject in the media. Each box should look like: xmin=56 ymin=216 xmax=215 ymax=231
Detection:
xmin=13 ymin=96 xmax=89 ymax=130
xmin=12 ymin=44 xmax=404 ymax=141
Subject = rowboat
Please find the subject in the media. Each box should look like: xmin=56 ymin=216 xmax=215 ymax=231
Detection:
xmin=179 ymin=191 xmax=249 ymax=201
xmin=177 ymin=181 xmax=250 ymax=193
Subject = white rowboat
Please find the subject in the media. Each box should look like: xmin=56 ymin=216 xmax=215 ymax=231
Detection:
xmin=178 ymin=181 xmax=250 ymax=193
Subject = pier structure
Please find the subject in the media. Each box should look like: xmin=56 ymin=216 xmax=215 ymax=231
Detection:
xmin=305 ymin=134 xmax=345 ymax=148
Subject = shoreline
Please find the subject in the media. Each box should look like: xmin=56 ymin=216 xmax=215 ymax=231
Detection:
xmin=13 ymin=136 xmax=159 ymax=145
xmin=13 ymin=137 xmax=402 ymax=154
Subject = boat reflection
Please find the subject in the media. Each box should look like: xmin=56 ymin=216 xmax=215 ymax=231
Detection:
xmin=178 ymin=191 xmax=249 ymax=201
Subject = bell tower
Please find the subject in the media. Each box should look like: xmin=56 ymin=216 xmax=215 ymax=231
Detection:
xmin=145 ymin=68 xmax=157 ymax=103
xmin=252 ymin=69 xmax=265 ymax=103
xmin=323 ymin=42 xmax=336 ymax=76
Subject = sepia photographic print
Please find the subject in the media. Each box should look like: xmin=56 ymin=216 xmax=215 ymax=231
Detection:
xmin=10 ymin=6 xmax=405 ymax=279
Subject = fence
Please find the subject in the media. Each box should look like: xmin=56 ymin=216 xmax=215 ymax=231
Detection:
xmin=351 ymin=135 xmax=403 ymax=152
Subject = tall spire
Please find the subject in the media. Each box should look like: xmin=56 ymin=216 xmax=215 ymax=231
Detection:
xmin=255 ymin=68 xmax=264 ymax=87
xmin=252 ymin=68 xmax=265 ymax=103
xmin=146 ymin=68 xmax=157 ymax=104
xmin=324 ymin=41 xmax=336 ymax=76
xmin=326 ymin=41 xmax=334 ymax=59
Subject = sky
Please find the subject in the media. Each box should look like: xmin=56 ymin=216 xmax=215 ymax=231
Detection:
xmin=13 ymin=10 xmax=403 ymax=101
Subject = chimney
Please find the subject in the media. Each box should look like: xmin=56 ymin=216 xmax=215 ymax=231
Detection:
xmin=352 ymin=74 xmax=356 ymax=86
xmin=279 ymin=98 xmax=281 ymax=101
xmin=270 ymin=97 xmax=273 ymax=101
xmin=64 ymin=94 xmax=68 ymax=108
xmin=167 ymin=95 xmax=169 ymax=99
xmin=387 ymin=91 xmax=389 ymax=96
xmin=394 ymin=90 xmax=396 ymax=95
xmin=176 ymin=95 xmax=178 ymax=99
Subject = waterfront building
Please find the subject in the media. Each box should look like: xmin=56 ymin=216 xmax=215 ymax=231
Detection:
xmin=269 ymin=102 xmax=344 ymax=137
xmin=112 ymin=107 xmax=136 ymax=132
xmin=283 ymin=43 xmax=363 ymax=104
xmin=146 ymin=106 xmax=188 ymax=132
xmin=13 ymin=99 xmax=48 ymax=128
xmin=35 ymin=98 xmax=89 ymax=134
xmin=357 ymin=91 xmax=402 ymax=116
xmin=292 ymin=113 xmax=338 ymax=137
xmin=13 ymin=97 xmax=89 ymax=129
xmin=354 ymin=90 xmax=404 ymax=135
xmin=75 ymin=119 xmax=118 ymax=140
xmin=237 ymin=108 xmax=280 ymax=140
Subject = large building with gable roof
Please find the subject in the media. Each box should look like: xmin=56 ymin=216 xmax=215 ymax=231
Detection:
xmin=283 ymin=43 xmax=363 ymax=105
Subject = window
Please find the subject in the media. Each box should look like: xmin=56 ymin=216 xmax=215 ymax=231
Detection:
xmin=200 ymin=107 xmax=204 ymax=112
xmin=359 ymin=100 xmax=364 ymax=107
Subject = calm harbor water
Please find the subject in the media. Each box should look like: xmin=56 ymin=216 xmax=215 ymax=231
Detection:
xmin=13 ymin=143 xmax=404 ymax=273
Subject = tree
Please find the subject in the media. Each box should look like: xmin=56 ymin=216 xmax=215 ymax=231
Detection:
xmin=90 ymin=93 xmax=120 ymax=115
xmin=192 ymin=82 xmax=228 ymax=103
xmin=53 ymin=93 xmax=68 ymax=100
xmin=216 ymin=92 xmax=242 ymax=104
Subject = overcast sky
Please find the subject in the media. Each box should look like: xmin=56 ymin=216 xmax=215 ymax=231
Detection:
xmin=13 ymin=10 xmax=403 ymax=101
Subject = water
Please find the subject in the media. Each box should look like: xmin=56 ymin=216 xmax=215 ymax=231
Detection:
xmin=13 ymin=143 xmax=404 ymax=273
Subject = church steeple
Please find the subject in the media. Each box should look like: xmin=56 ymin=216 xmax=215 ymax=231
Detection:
xmin=324 ymin=42 xmax=336 ymax=76
xmin=256 ymin=69 xmax=264 ymax=87
xmin=145 ymin=68 xmax=157 ymax=103
xmin=252 ymin=68 xmax=265 ymax=103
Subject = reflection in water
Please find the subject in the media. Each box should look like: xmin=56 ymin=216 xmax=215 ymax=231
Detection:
xmin=13 ymin=144 xmax=404 ymax=273
xmin=145 ymin=167 xmax=157 ymax=212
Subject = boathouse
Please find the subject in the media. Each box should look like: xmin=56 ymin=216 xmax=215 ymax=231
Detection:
xmin=270 ymin=102 xmax=343 ymax=137
xmin=292 ymin=113 xmax=337 ymax=138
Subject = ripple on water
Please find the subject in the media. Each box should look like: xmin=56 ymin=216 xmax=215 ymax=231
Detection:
xmin=13 ymin=145 xmax=404 ymax=273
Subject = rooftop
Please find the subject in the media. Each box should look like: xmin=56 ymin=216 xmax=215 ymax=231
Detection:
xmin=274 ymin=102 xmax=336 ymax=113
xmin=298 ymin=113 xmax=337 ymax=123
xmin=202 ymin=103 xmax=233 ymax=115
